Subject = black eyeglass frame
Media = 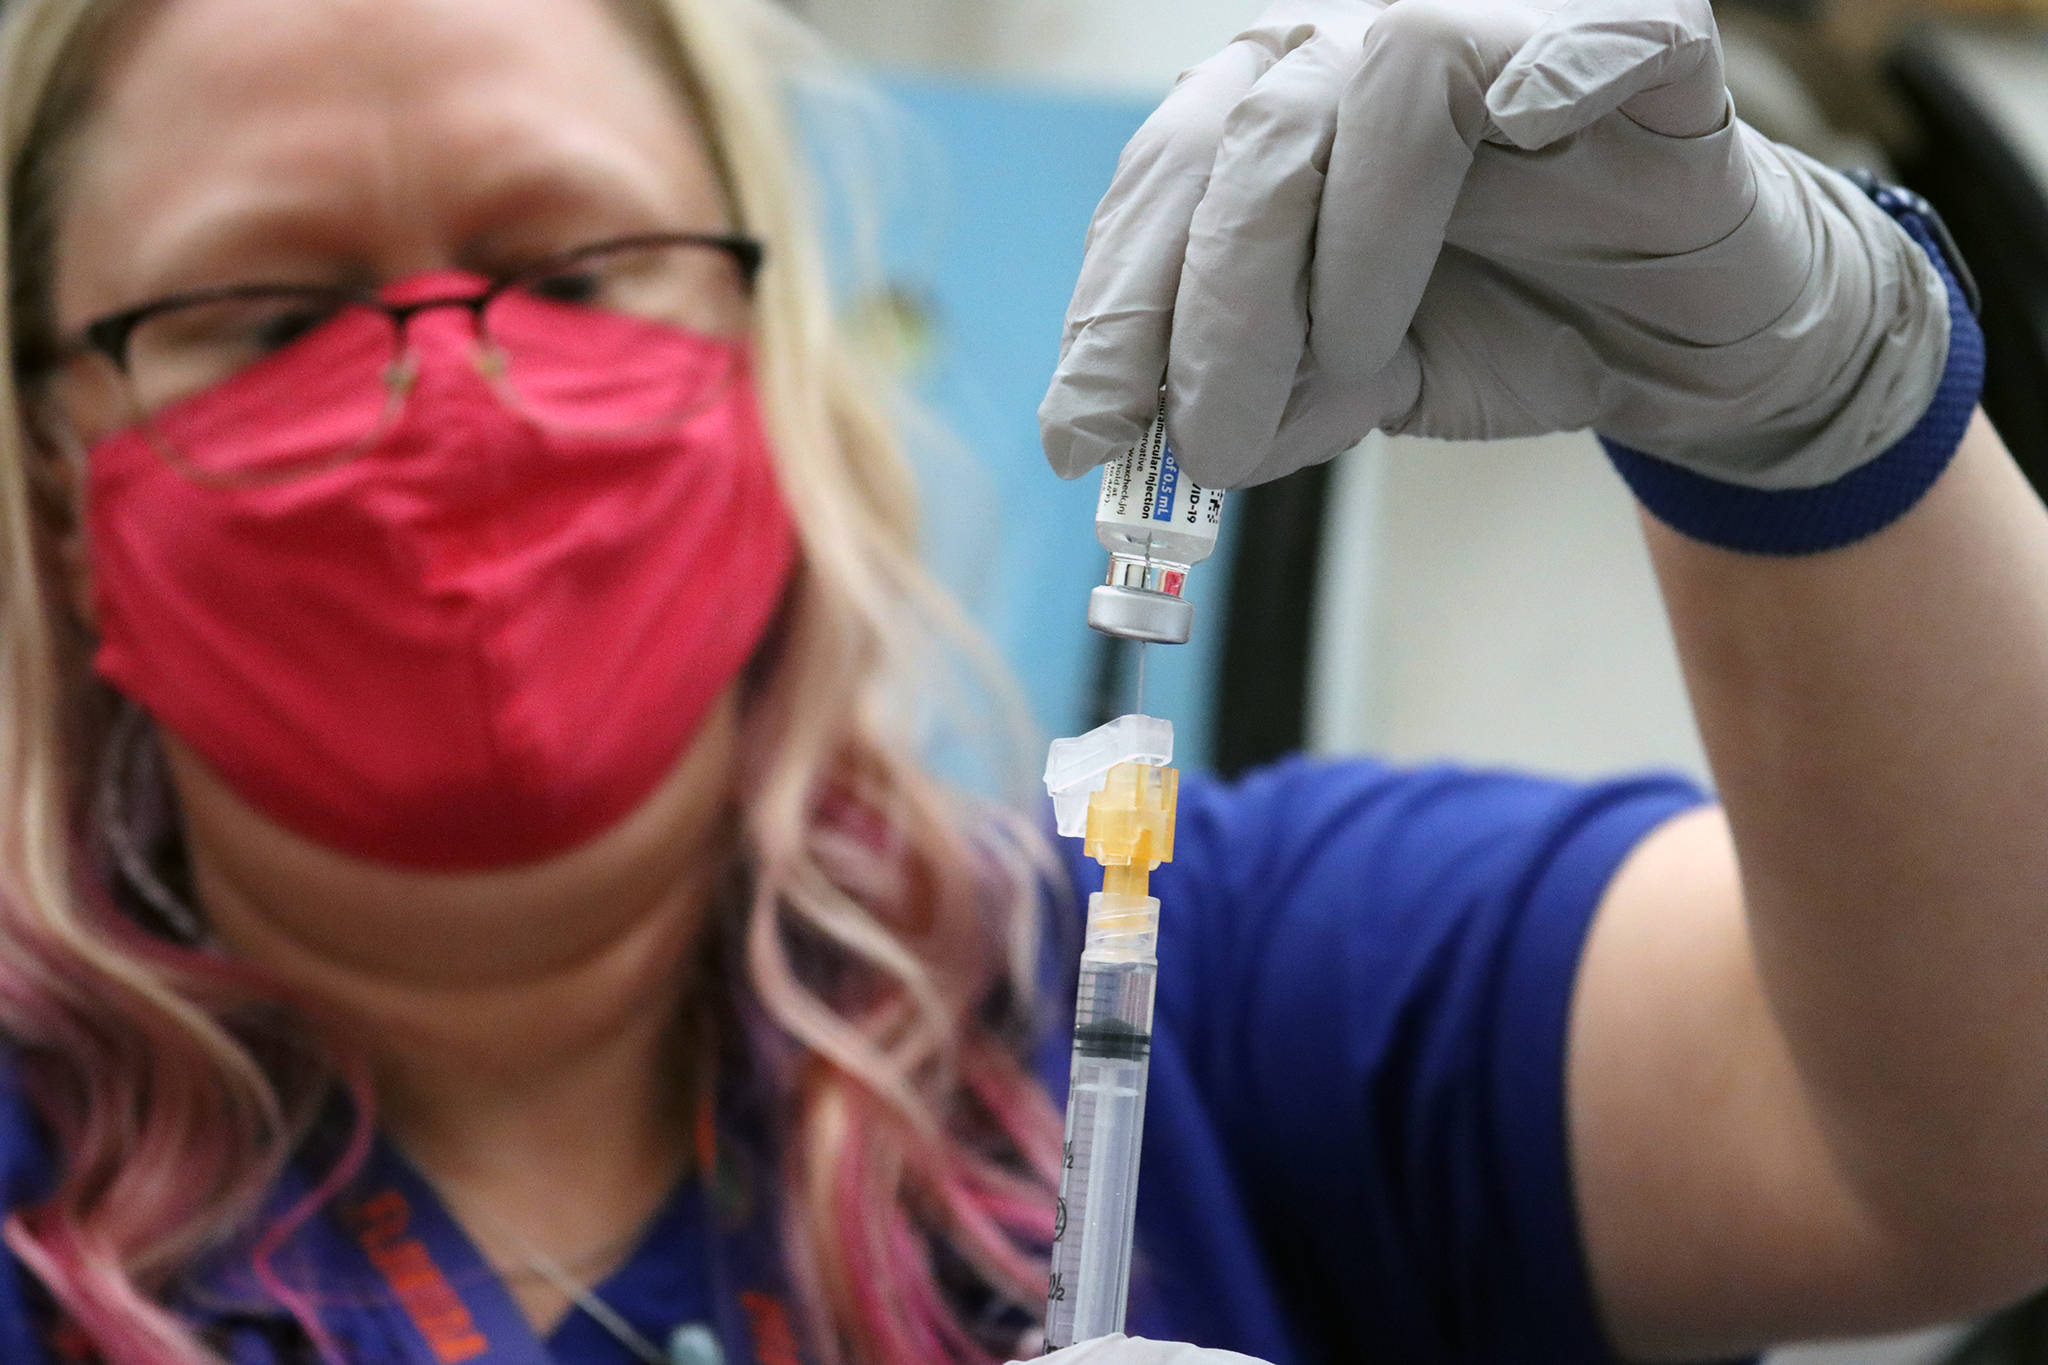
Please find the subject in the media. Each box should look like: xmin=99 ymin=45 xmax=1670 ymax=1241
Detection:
xmin=55 ymin=230 xmax=767 ymax=376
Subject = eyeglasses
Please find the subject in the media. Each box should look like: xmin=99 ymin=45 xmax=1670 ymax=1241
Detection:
xmin=52 ymin=231 xmax=764 ymax=485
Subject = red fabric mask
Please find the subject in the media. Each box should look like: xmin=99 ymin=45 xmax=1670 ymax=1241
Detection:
xmin=86 ymin=272 xmax=797 ymax=870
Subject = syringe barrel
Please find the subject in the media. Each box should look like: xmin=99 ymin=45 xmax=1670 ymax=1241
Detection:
xmin=1045 ymin=894 xmax=1160 ymax=1351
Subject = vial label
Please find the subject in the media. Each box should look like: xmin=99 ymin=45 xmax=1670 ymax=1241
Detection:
xmin=1095 ymin=408 xmax=1225 ymax=550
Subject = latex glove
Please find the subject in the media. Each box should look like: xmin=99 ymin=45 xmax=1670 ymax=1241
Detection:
xmin=1039 ymin=0 xmax=1952 ymax=490
xmin=1021 ymin=1336 xmax=1273 ymax=1365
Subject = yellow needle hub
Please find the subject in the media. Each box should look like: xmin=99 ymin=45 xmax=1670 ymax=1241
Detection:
xmin=1084 ymin=760 xmax=1180 ymax=900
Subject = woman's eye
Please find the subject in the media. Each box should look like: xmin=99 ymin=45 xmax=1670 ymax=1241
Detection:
xmin=524 ymin=270 xmax=605 ymax=305
xmin=251 ymin=305 xmax=341 ymax=353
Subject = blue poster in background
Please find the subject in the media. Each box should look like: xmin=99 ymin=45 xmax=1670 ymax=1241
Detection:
xmin=805 ymin=76 xmax=1235 ymax=777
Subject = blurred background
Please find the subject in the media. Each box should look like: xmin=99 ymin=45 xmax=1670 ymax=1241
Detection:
xmin=775 ymin=1 xmax=2048 ymax=1361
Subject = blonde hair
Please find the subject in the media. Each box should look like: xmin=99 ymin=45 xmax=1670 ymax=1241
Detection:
xmin=0 ymin=2 xmax=1064 ymax=1362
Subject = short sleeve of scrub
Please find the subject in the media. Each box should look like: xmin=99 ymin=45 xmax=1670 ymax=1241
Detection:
xmin=0 ymin=1063 xmax=57 ymax=1364
xmin=1045 ymin=756 xmax=1707 ymax=1364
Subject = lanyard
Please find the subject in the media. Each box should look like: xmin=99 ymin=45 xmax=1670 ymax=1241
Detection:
xmin=177 ymin=1118 xmax=805 ymax=1365
xmin=316 ymin=1140 xmax=553 ymax=1364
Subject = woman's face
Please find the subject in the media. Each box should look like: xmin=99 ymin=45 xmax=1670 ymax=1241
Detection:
xmin=53 ymin=0 xmax=733 ymax=447
xmin=39 ymin=0 xmax=761 ymax=976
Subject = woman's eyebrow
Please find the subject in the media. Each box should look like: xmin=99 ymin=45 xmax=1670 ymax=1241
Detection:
xmin=453 ymin=137 xmax=730 ymax=242
xmin=103 ymin=183 xmax=375 ymax=304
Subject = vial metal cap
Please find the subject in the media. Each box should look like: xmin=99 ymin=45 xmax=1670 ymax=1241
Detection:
xmin=1088 ymin=585 xmax=1193 ymax=645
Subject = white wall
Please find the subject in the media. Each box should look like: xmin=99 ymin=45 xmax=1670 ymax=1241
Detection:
xmin=795 ymin=0 xmax=1250 ymax=93
xmin=1309 ymin=432 xmax=1710 ymax=781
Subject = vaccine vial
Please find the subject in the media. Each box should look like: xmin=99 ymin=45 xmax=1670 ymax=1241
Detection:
xmin=1088 ymin=397 xmax=1225 ymax=645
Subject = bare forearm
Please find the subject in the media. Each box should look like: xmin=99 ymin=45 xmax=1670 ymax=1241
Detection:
xmin=1645 ymin=410 xmax=2048 ymax=1273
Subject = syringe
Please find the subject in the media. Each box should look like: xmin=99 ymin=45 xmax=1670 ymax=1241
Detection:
xmin=1041 ymin=718 xmax=1180 ymax=1351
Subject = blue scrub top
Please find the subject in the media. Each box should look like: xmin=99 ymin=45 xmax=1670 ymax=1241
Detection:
xmin=0 ymin=756 xmax=1704 ymax=1364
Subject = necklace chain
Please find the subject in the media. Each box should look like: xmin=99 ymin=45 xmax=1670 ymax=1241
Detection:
xmin=482 ymin=1224 xmax=643 ymax=1285
xmin=461 ymin=1202 xmax=670 ymax=1365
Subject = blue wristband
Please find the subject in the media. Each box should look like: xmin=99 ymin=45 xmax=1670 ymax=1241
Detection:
xmin=1602 ymin=192 xmax=1986 ymax=556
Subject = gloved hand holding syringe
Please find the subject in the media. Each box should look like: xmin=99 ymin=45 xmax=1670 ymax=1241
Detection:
xmin=1040 ymin=409 xmax=1223 ymax=1351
